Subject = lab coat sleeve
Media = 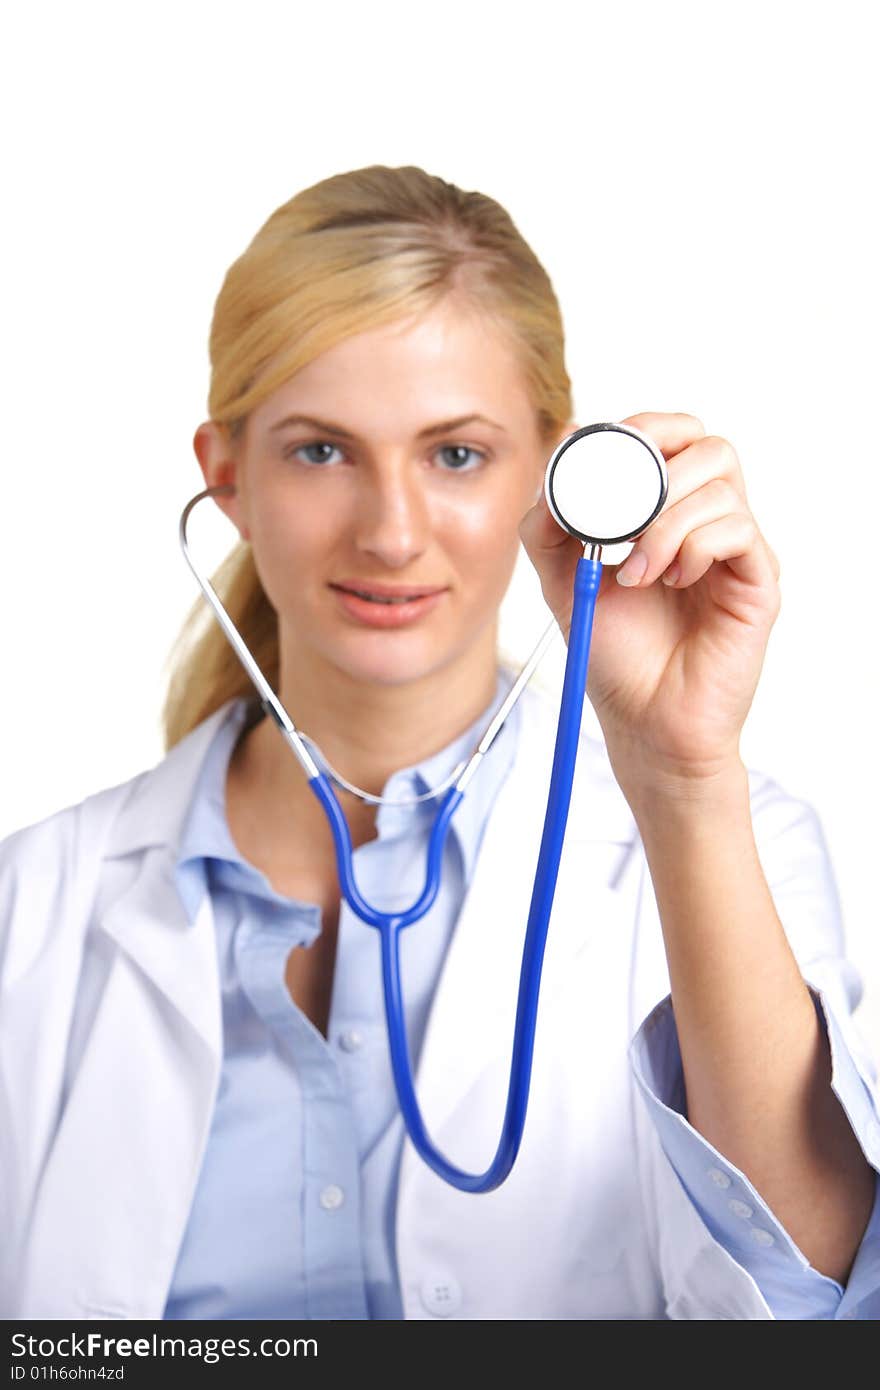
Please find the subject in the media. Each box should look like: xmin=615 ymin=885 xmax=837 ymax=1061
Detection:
xmin=628 ymin=774 xmax=880 ymax=1320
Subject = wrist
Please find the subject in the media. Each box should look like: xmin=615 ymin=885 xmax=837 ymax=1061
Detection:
xmin=618 ymin=755 xmax=750 ymax=825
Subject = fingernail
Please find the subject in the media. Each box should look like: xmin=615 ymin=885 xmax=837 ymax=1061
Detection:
xmin=616 ymin=549 xmax=648 ymax=586
xmin=661 ymin=562 xmax=681 ymax=586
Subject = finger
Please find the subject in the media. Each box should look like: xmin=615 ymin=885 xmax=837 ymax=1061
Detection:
xmin=619 ymin=411 xmax=706 ymax=460
xmin=616 ymin=478 xmax=749 ymax=586
xmin=662 ymin=513 xmax=779 ymax=592
xmin=660 ymin=433 xmax=748 ymax=510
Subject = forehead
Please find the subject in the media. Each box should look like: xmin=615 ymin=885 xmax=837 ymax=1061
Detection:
xmin=249 ymin=301 xmax=538 ymax=442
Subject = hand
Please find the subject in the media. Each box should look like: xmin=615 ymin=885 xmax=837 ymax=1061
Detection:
xmin=518 ymin=413 xmax=781 ymax=797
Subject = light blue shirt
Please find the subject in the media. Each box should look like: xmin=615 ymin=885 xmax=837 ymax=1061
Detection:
xmin=165 ymin=667 xmax=521 ymax=1320
xmin=164 ymin=672 xmax=880 ymax=1320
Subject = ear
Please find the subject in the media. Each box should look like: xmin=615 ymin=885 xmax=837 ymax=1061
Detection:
xmin=192 ymin=421 xmax=252 ymax=541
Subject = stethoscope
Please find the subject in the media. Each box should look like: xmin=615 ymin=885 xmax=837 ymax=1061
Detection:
xmin=179 ymin=421 xmax=668 ymax=1192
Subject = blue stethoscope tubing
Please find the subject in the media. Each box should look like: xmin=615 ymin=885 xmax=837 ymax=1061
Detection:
xmin=308 ymin=555 xmax=603 ymax=1191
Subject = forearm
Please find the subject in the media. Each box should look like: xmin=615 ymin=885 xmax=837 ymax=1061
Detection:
xmin=629 ymin=758 xmax=875 ymax=1285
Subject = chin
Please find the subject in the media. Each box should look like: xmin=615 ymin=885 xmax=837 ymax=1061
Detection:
xmin=323 ymin=635 xmax=447 ymax=688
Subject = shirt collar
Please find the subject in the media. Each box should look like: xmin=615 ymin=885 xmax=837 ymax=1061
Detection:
xmin=174 ymin=665 xmax=522 ymax=923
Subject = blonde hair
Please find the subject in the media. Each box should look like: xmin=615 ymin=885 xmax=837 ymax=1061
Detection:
xmin=161 ymin=164 xmax=573 ymax=750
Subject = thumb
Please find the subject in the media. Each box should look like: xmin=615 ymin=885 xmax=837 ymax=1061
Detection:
xmin=518 ymin=486 xmax=571 ymax=556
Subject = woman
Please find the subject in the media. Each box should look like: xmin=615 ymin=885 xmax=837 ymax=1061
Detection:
xmin=1 ymin=164 xmax=878 ymax=1321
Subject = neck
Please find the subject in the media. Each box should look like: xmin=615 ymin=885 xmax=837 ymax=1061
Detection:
xmin=229 ymin=620 xmax=503 ymax=850
xmin=283 ymin=630 xmax=501 ymax=793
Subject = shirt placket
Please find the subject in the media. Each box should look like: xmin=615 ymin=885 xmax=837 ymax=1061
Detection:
xmin=234 ymin=905 xmax=369 ymax=1321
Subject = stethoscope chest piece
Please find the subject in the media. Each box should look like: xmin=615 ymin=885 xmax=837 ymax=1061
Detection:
xmin=544 ymin=421 xmax=668 ymax=548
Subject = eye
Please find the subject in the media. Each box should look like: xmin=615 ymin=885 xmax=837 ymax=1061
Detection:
xmin=435 ymin=444 xmax=486 ymax=472
xmin=284 ymin=441 xmax=344 ymax=466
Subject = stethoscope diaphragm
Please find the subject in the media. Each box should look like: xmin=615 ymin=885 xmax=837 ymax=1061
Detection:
xmin=544 ymin=422 xmax=668 ymax=548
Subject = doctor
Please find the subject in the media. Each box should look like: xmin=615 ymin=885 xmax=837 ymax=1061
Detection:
xmin=2 ymin=163 xmax=879 ymax=1321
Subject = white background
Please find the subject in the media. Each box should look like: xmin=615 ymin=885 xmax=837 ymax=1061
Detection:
xmin=2 ymin=1 xmax=878 ymax=1063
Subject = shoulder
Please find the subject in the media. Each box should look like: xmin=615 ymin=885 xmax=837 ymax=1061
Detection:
xmin=0 ymin=775 xmax=140 ymax=881
xmin=0 ymin=699 xmax=239 ymax=971
xmin=0 ymin=769 xmax=152 ymax=978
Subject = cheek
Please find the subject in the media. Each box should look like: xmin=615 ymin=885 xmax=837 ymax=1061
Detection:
xmin=438 ymin=492 xmax=521 ymax=598
xmin=247 ymin=501 xmax=333 ymax=609
xmin=437 ymin=465 xmax=534 ymax=541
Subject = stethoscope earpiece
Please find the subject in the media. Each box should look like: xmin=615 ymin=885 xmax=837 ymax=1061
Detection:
xmin=544 ymin=422 xmax=668 ymax=551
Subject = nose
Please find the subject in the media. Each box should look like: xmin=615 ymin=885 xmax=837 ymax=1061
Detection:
xmin=353 ymin=460 xmax=431 ymax=569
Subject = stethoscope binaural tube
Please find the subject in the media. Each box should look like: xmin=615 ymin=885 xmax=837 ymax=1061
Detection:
xmin=178 ymin=421 xmax=667 ymax=1193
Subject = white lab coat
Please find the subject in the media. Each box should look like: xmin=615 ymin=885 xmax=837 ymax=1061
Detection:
xmin=0 ymin=684 xmax=875 ymax=1320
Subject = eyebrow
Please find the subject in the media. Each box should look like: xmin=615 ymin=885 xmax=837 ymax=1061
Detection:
xmin=268 ymin=412 xmax=508 ymax=440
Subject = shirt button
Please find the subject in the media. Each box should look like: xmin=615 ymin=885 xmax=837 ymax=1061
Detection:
xmin=338 ymin=1029 xmax=364 ymax=1053
xmin=707 ymin=1168 xmax=731 ymax=1189
xmin=319 ymin=1184 xmax=345 ymax=1211
xmin=728 ymin=1199 xmax=753 ymax=1220
xmin=750 ymin=1227 xmax=775 ymax=1247
xmin=419 ymin=1272 xmax=462 ymax=1317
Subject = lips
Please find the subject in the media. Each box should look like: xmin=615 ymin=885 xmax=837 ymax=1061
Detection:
xmin=330 ymin=580 xmax=446 ymax=604
xmin=330 ymin=583 xmax=446 ymax=627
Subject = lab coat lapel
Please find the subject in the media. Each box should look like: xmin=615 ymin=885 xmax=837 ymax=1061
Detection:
xmin=97 ymin=846 xmax=222 ymax=1053
xmin=88 ymin=698 xmax=234 ymax=1055
xmin=400 ymin=688 xmax=640 ymax=1186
